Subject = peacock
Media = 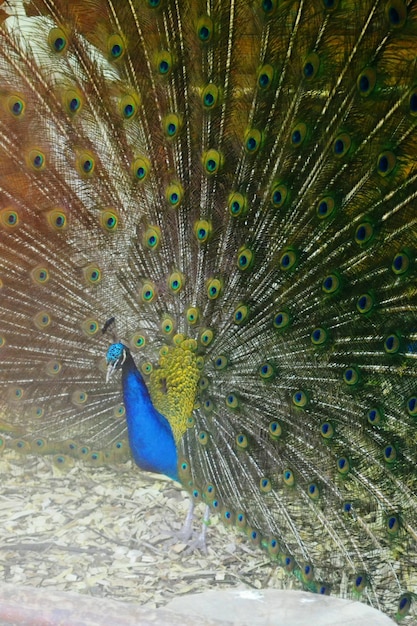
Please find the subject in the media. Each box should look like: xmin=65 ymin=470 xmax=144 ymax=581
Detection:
xmin=0 ymin=0 xmax=417 ymax=621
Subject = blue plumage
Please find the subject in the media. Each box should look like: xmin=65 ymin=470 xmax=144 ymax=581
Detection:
xmin=106 ymin=343 xmax=179 ymax=481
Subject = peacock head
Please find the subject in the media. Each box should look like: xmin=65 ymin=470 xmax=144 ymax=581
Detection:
xmin=106 ymin=342 xmax=128 ymax=382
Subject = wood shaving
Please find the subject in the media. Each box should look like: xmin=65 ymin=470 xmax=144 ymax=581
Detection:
xmin=0 ymin=451 xmax=291 ymax=610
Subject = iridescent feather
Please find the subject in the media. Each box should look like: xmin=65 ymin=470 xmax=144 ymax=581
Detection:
xmin=0 ymin=0 xmax=417 ymax=621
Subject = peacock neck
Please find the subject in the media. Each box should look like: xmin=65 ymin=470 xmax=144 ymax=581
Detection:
xmin=121 ymin=351 xmax=179 ymax=481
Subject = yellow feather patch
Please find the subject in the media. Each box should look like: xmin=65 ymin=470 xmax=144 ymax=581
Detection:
xmin=149 ymin=337 xmax=199 ymax=444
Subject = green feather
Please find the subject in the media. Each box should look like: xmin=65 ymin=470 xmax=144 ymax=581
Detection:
xmin=0 ymin=0 xmax=417 ymax=621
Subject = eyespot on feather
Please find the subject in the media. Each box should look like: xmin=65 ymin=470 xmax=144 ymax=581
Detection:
xmin=207 ymin=278 xmax=223 ymax=300
xmin=244 ymin=128 xmax=263 ymax=154
xmin=76 ymin=150 xmax=96 ymax=178
xmin=163 ymin=113 xmax=182 ymax=139
xmin=385 ymin=0 xmax=407 ymax=28
xmin=302 ymin=53 xmax=320 ymax=80
xmin=202 ymin=83 xmax=220 ymax=109
xmin=26 ymin=149 xmax=46 ymax=171
xmin=257 ymin=64 xmax=274 ymax=90
xmin=132 ymin=156 xmax=151 ymax=181
xmin=290 ymin=122 xmax=307 ymax=146
xmin=83 ymin=264 xmax=102 ymax=285
xmin=199 ymin=328 xmax=214 ymax=347
xmin=0 ymin=208 xmax=19 ymax=229
xmin=357 ymin=68 xmax=376 ymax=97
xmin=165 ymin=182 xmax=184 ymax=207
xmin=140 ymin=281 xmax=157 ymax=303
xmin=228 ymin=192 xmax=247 ymax=217
xmin=144 ymin=225 xmax=161 ymax=249
xmin=168 ymin=271 xmax=184 ymax=294
xmin=71 ymin=390 xmax=88 ymax=405
xmin=107 ymin=34 xmax=126 ymax=61
xmin=33 ymin=311 xmax=51 ymax=330
xmin=119 ymin=93 xmax=141 ymax=119
xmin=63 ymin=88 xmax=83 ymax=115
xmin=100 ymin=209 xmax=119 ymax=232
xmin=6 ymin=94 xmax=25 ymax=117
xmin=81 ymin=319 xmax=99 ymax=336
xmin=161 ymin=315 xmax=175 ymax=335
xmin=203 ymin=149 xmax=223 ymax=175
xmin=48 ymin=27 xmax=69 ymax=54
xmin=196 ymin=16 xmax=214 ymax=43
xmin=47 ymin=209 xmax=68 ymax=231
xmin=233 ymin=304 xmax=249 ymax=325
xmin=31 ymin=266 xmax=49 ymax=285
xmin=194 ymin=220 xmax=212 ymax=243
xmin=155 ymin=50 xmax=173 ymax=76
xmin=271 ymin=184 xmax=288 ymax=209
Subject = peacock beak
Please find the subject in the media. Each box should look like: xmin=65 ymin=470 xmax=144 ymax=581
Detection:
xmin=106 ymin=349 xmax=127 ymax=383
xmin=106 ymin=360 xmax=119 ymax=383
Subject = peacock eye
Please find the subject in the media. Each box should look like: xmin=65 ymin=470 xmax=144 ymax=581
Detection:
xmin=48 ymin=27 xmax=69 ymax=53
xmin=203 ymin=149 xmax=223 ymax=175
xmin=257 ymin=64 xmax=274 ymax=90
xmin=202 ymin=83 xmax=220 ymax=108
xmin=207 ymin=278 xmax=222 ymax=300
xmin=156 ymin=51 xmax=173 ymax=76
xmin=244 ymin=128 xmax=262 ymax=154
xmin=228 ymin=192 xmax=247 ymax=217
xmin=271 ymin=183 xmax=288 ymax=208
xmin=108 ymin=34 xmax=125 ymax=60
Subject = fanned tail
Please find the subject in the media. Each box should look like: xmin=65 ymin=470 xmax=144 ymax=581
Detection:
xmin=0 ymin=0 xmax=417 ymax=619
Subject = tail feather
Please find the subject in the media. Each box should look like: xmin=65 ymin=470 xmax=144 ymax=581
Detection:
xmin=0 ymin=0 xmax=417 ymax=618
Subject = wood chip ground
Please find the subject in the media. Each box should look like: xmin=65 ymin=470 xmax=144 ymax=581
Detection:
xmin=0 ymin=451 xmax=291 ymax=611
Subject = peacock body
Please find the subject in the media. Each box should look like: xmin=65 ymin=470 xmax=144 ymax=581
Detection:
xmin=1 ymin=0 xmax=417 ymax=620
